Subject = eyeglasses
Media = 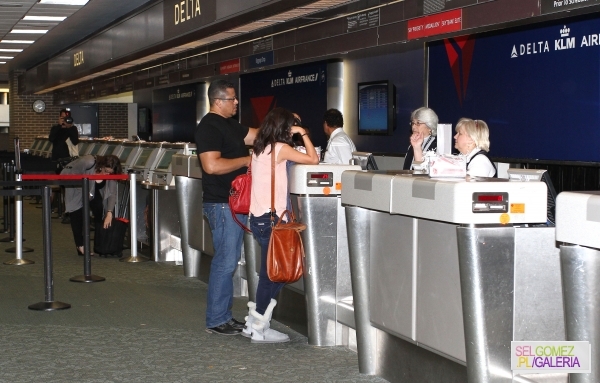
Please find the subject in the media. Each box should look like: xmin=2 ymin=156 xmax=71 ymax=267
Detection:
xmin=410 ymin=120 xmax=425 ymax=127
xmin=214 ymin=97 xmax=237 ymax=102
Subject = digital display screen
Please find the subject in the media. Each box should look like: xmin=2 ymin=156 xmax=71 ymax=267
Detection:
xmin=79 ymin=142 xmax=90 ymax=154
xmin=310 ymin=173 xmax=329 ymax=179
xmin=89 ymin=144 xmax=101 ymax=155
xmin=357 ymin=81 xmax=395 ymax=136
xmin=119 ymin=147 xmax=133 ymax=162
xmin=134 ymin=149 xmax=153 ymax=167
xmin=478 ymin=195 xmax=503 ymax=202
xmin=156 ymin=150 xmax=176 ymax=170
xmin=31 ymin=140 xmax=42 ymax=151
xmin=105 ymin=145 xmax=117 ymax=155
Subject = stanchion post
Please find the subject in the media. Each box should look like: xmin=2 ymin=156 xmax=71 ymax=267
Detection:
xmin=120 ymin=172 xmax=148 ymax=263
xmin=70 ymin=177 xmax=105 ymax=282
xmin=4 ymin=173 xmax=34 ymax=264
xmin=1 ymin=163 xmax=9 ymax=233
xmin=29 ymin=186 xmax=70 ymax=311
xmin=0 ymin=163 xmax=15 ymax=242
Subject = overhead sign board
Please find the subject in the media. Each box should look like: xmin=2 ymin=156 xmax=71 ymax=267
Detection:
xmin=219 ymin=59 xmax=240 ymax=74
xmin=163 ymin=0 xmax=217 ymax=40
xmin=407 ymin=9 xmax=462 ymax=40
xmin=541 ymin=0 xmax=600 ymax=14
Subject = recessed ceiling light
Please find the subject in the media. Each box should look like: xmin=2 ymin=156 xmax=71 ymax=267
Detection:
xmin=0 ymin=49 xmax=23 ymax=52
xmin=10 ymin=30 xmax=48 ymax=34
xmin=0 ymin=56 xmax=14 ymax=59
xmin=38 ymin=0 xmax=88 ymax=4
xmin=23 ymin=16 xmax=67 ymax=21
xmin=0 ymin=62 xmax=6 ymax=65
xmin=1 ymin=40 xmax=35 ymax=44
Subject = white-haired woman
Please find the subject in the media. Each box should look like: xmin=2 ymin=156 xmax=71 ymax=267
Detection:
xmin=403 ymin=107 xmax=438 ymax=170
xmin=454 ymin=118 xmax=497 ymax=177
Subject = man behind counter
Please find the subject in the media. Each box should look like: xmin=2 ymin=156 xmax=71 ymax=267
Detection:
xmin=195 ymin=80 xmax=258 ymax=336
xmin=49 ymin=109 xmax=79 ymax=162
xmin=322 ymin=109 xmax=356 ymax=164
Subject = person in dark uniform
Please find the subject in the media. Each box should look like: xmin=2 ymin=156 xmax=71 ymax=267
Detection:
xmin=49 ymin=109 xmax=80 ymax=223
xmin=195 ymin=80 xmax=258 ymax=336
xmin=402 ymin=107 xmax=438 ymax=170
xmin=49 ymin=109 xmax=79 ymax=162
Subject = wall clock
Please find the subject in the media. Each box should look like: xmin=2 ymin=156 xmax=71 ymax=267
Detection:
xmin=32 ymin=100 xmax=46 ymax=113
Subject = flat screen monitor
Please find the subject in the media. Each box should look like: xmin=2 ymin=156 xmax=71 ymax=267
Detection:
xmin=79 ymin=142 xmax=90 ymax=154
xmin=507 ymin=168 xmax=557 ymax=225
xmin=31 ymin=140 xmax=42 ymax=151
xmin=41 ymin=141 xmax=52 ymax=151
xmin=156 ymin=150 xmax=176 ymax=171
xmin=138 ymin=107 xmax=151 ymax=134
xmin=351 ymin=151 xmax=378 ymax=170
xmin=357 ymin=80 xmax=396 ymax=136
xmin=134 ymin=148 xmax=154 ymax=168
xmin=119 ymin=147 xmax=133 ymax=162
xmin=105 ymin=144 xmax=117 ymax=155
xmin=89 ymin=144 xmax=102 ymax=155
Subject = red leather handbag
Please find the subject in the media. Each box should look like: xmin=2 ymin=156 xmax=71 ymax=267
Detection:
xmin=229 ymin=164 xmax=251 ymax=232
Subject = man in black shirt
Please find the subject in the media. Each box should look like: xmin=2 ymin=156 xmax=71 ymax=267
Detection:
xmin=195 ymin=80 xmax=257 ymax=335
xmin=49 ymin=109 xmax=79 ymax=161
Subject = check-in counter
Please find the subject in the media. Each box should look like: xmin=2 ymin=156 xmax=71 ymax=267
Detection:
xmin=38 ymin=139 xmax=52 ymax=158
xmin=556 ymin=191 xmax=600 ymax=383
xmin=76 ymin=138 xmax=95 ymax=157
xmin=342 ymin=171 xmax=566 ymax=383
xmin=284 ymin=163 xmax=361 ymax=344
xmin=119 ymin=141 xmax=143 ymax=174
xmin=130 ymin=142 xmax=164 ymax=183
xmin=30 ymin=138 xmax=45 ymax=156
xmin=139 ymin=143 xmax=196 ymax=264
xmin=171 ymin=153 xmax=246 ymax=296
xmin=148 ymin=143 xmax=195 ymax=187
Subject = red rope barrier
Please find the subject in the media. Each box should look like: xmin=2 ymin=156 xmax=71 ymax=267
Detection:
xmin=21 ymin=174 xmax=129 ymax=181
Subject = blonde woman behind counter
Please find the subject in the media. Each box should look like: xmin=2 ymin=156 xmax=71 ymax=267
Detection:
xmin=454 ymin=118 xmax=497 ymax=177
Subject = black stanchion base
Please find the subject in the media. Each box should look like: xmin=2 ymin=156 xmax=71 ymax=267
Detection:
xmin=69 ymin=274 xmax=106 ymax=283
xmin=3 ymin=258 xmax=35 ymax=265
xmin=0 ymin=237 xmax=15 ymax=243
xmin=5 ymin=247 xmax=34 ymax=253
xmin=28 ymin=301 xmax=71 ymax=311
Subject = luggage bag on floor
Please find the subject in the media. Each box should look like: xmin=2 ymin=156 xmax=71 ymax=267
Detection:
xmin=94 ymin=217 xmax=128 ymax=257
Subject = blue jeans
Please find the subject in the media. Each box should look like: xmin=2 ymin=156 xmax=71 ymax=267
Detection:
xmin=203 ymin=203 xmax=245 ymax=328
xmin=250 ymin=213 xmax=286 ymax=315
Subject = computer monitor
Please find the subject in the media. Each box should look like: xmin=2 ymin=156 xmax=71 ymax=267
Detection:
xmin=351 ymin=151 xmax=378 ymax=170
xmin=133 ymin=148 xmax=153 ymax=168
xmin=507 ymin=168 xmax=557 ymax=225
xmin=155 ymin=150 xmax=176 ymax=171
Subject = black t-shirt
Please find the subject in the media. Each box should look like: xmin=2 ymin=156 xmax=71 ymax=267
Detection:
xmin=195 ymin=113 xmax=249 ymax=203
xmin=49 ymin=124 xmax=79 ymax=160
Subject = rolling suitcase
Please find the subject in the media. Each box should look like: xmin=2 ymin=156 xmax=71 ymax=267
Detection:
xmin=94 ymin=217 xmax=128 ymax=257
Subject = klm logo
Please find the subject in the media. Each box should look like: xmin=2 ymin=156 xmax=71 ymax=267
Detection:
xmin=555 ymin=26 xmax=575 ymax=51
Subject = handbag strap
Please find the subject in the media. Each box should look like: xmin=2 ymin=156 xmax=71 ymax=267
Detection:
xmin=270 ymin=145 xmax=276 ymax=226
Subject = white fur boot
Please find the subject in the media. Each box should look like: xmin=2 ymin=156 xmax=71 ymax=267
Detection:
xmin=249 ymin=299 xmax=290 ymax=344
xmin=241 ymin=301 xmax=255 ymax=338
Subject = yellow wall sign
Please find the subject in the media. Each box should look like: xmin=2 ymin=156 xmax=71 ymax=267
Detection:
xmin=74 ymin=51 xmax=84 ymax=67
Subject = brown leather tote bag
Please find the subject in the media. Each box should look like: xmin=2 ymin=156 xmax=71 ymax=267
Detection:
xmin=267 ymin=210 xmax=306 ymax=283
xmin=265 ymin=146 xmax=306 ymax=283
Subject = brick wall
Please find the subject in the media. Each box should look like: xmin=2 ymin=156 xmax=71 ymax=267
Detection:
xmin=8 ymin=71 xmax=130 ymax=150
xmin=9 ymin=71 xmax=62 ymax=150
xmin=98 ymin=104 xmax=128 ymax=138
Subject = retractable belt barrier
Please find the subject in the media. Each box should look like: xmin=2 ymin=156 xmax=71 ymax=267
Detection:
xmin=1 ymin=173 xmax=132 ymax=311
